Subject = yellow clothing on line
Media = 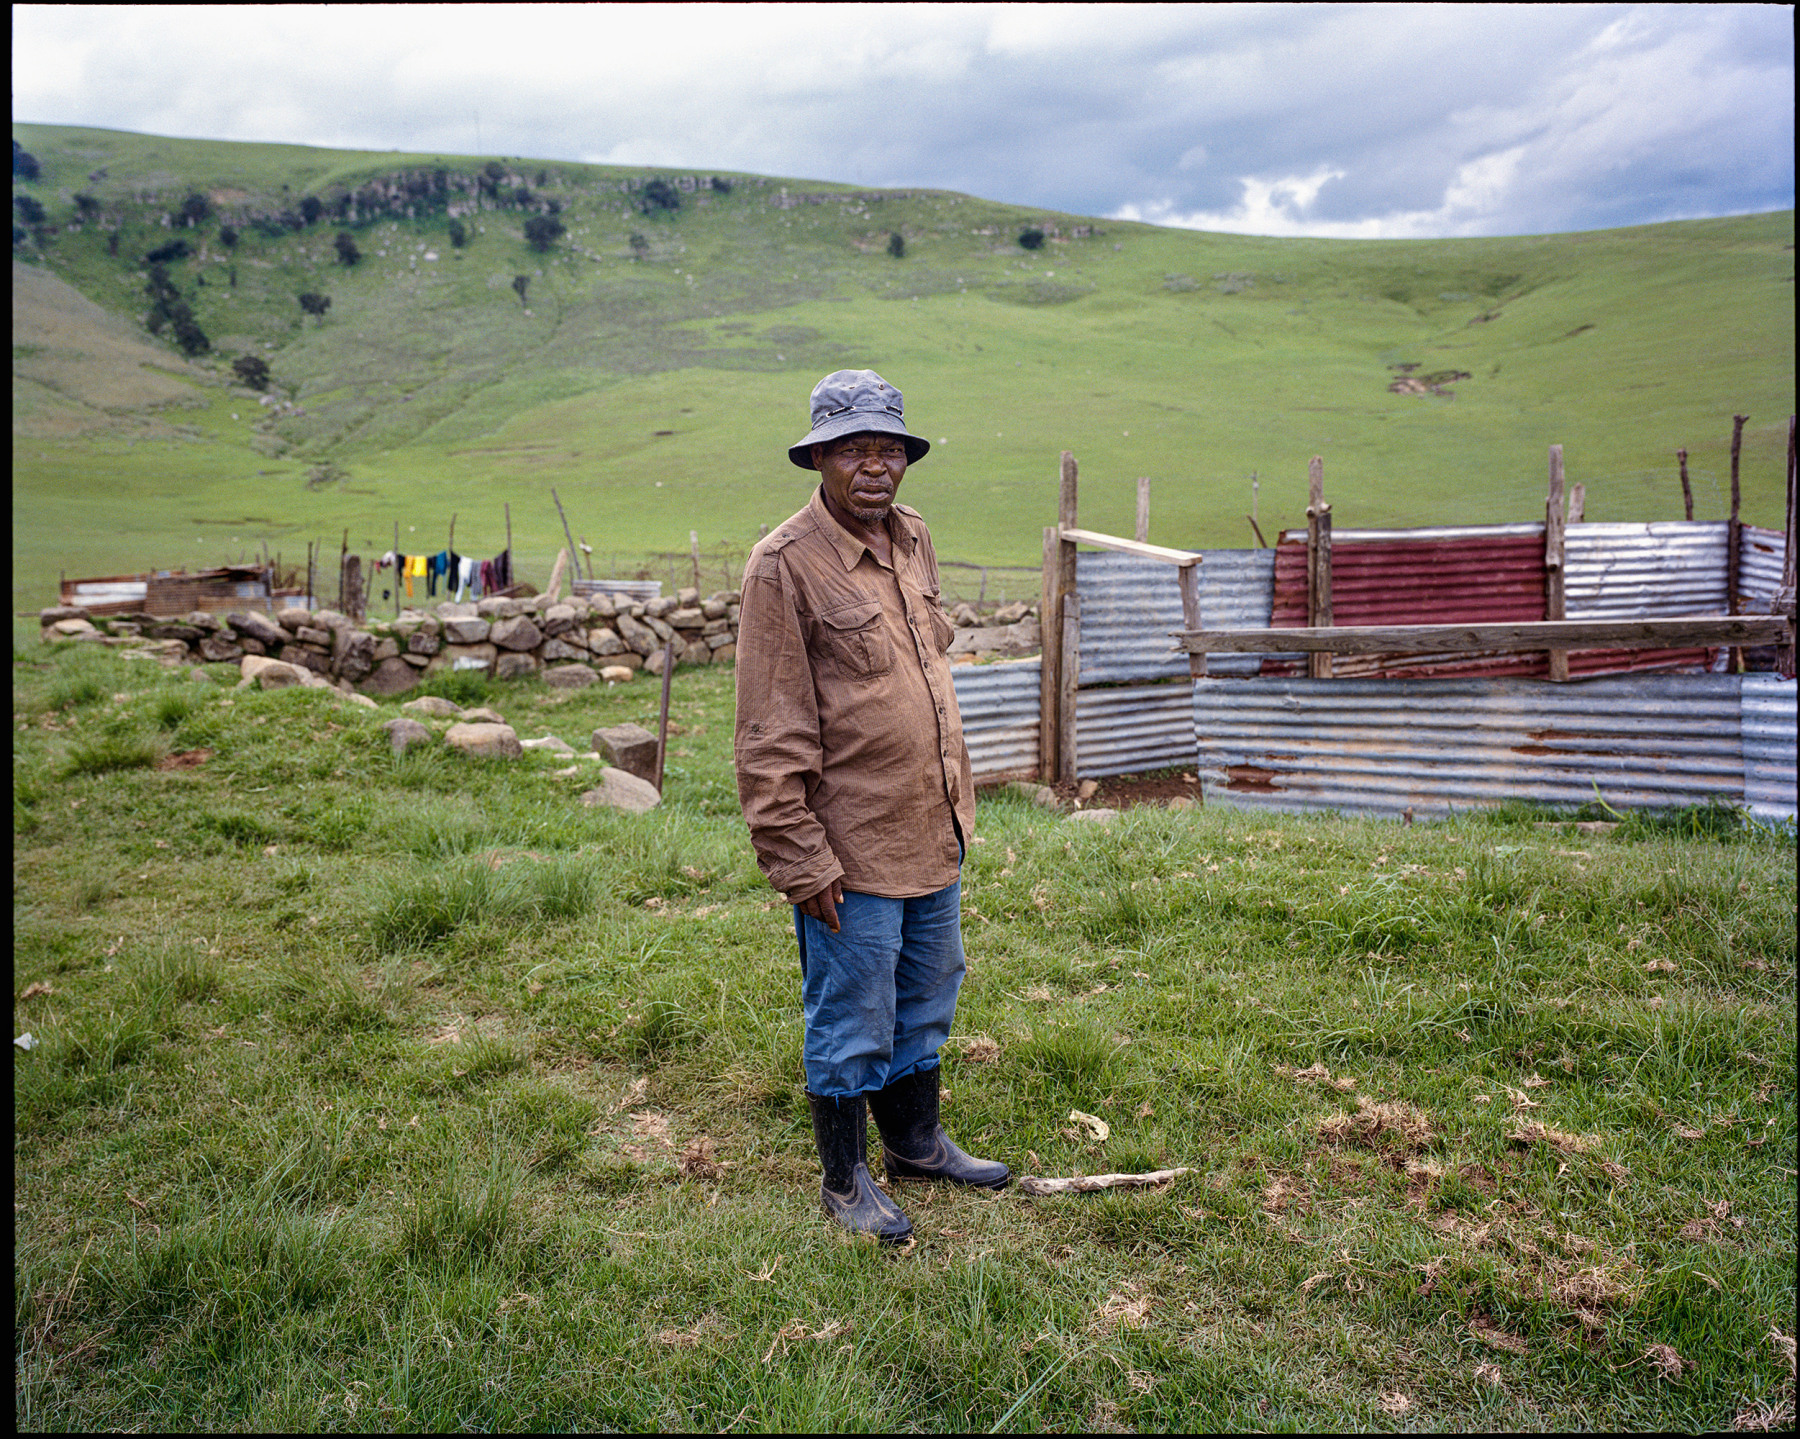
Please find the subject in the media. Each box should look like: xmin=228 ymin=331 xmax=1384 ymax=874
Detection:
xmin=404 ymin=553 xmax=427 ymax=597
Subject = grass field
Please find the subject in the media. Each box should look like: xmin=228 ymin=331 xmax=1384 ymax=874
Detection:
xmin=13 ymin=642 xmax=1796 ymax=1431
xmin=11 ymin=124 xmax=1796 ymax=623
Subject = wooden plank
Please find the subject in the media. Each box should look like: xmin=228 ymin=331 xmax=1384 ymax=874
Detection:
xmin=1039 ymin=524 xmax=1059 ymax=779
xmin=1135 ymin=477 xmax=1150 ymax=544
xmin=1546 ymin=444 xmax=1568 ymax=682
xmin=1058 ymin=526 xmax=1201 ymax=566
xmin=1176 ymin=614 xmax=1792 ymax=655
xmin=1058 ymin=593 xmax=1081 ymax=782
xmin=1308 ymin=496 xmax=1333 ymax=680
xmin=1178 ymin=561 xmax=1206 ymax=679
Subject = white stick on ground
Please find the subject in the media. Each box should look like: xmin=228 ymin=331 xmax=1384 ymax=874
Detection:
xmin=1018 ymin=1167 xmax=1192 ymax=1196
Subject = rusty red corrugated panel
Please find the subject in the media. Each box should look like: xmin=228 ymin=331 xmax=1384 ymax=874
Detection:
xmin=1264 ymin=529 xmax=1546 ymax=677
xmin=1262 ymin=528 xmax=1712 ymax=678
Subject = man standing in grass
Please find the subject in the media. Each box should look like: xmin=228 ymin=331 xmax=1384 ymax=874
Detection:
xmin=734 ymin=369 xmax=1009 ymax=1244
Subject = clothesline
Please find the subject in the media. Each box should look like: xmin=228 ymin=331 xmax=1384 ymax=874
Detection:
xmin=375 ymin=547 xmax=512 ymax=602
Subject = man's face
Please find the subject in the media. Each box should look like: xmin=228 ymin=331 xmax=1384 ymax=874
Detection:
xmin=813 ymin=431 xmax=907 ymax=525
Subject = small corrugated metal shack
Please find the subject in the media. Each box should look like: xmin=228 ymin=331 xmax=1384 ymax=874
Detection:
xmin=60 ymin=565 xmax=274 ymax=618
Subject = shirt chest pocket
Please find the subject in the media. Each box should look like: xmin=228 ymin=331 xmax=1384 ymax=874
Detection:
xmin=819 ymin=601 xmax=893 ymax=680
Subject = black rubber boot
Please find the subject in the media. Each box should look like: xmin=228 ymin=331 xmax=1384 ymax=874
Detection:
xmin=807 ymin=1091 xmax=914 ymax=1244
xmin=868 ymin=1066 xmax=1010 ymax=1189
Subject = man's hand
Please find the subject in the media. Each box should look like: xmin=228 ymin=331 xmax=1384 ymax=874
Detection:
xmin=796 ymin=878 xmax=844 ymax=933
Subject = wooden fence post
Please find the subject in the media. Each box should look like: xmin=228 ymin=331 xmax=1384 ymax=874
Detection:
xmin=1135 ymin=477 xmax=1150 ymax=545
xmin=690 ymin=530 xmax=701 ymax=594
xmin=1782 ymin=414 xmax=1796 ymax=679
xmin=1728 ymin=414 xmax=1747 ymax=672
xmin=1678 ymin=449 xmax=1694 ymax=521
xmin=1306 ymin=455 xmax=1333 ymax=679
xmin=392 ymin=522 xmax=400 ymax=616
xmin=1568 ymin=483 xmax=1585 ymax=524
xmin=1546 ymin=444 xmax=1568 ymax=681
xmin=1179 ymin=561 xmax=1205 ymax=679
xmin=1039 ymin=525 xmax=1060 ymax=780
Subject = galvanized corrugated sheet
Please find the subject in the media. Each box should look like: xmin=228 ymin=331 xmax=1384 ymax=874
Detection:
xmin=576 ymin=579 xmax=663 ymax=602
xmin=1565 ymin=522 xmax=1727 ymax=617
xmin=1738 ymin=525 xmax=1787 ymax=613
xmin=1077 ymin=549 xmax=1279 ymax=683
xmin=951 ymin=659 xmax=1041 ymax=784
xmin=1194 ymin=674 xmax=1744 ymax=817
xmin=1741 ymin=674 xmax=1797 ymax=823
xmin=1266 ymin=526 xmax=1548 ymax=678
xmin=1076 ymin=681 xmax=1197 ymax=778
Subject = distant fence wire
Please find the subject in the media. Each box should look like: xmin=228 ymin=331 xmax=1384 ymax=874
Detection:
xmin=591 ymin=545 xmax=1037 ymax=608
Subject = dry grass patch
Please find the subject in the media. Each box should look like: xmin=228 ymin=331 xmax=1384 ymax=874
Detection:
xmin=1318 ymin=1095 xmax=1436 ymax=1153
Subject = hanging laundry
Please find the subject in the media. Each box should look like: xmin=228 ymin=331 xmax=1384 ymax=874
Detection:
xmin=404 ymin=553 xmax=426 ymax=598
xmin=453 ymin=553 xmax=477 ymax=602
xmin=424 ymin=551 xmax=448 ymax=598
xmin=490 ymin=548 xmax=512 ymax=591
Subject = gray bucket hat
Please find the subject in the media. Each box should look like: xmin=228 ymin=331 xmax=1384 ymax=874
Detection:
xmin=788 ymin=369 xmax=931 ymax=469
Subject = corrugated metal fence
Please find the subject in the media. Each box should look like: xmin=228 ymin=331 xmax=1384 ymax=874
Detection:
xmin=951 ymin=659 xmax=1041 ymax=785
xmin=1193 ymin=675 xmax=1752 ymax=818
xmin=1741 ymin=675 xmax=1798 ymax=824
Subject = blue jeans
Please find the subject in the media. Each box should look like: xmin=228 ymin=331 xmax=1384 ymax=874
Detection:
xmin=793 ymin=880 xmax=966 ymax=1098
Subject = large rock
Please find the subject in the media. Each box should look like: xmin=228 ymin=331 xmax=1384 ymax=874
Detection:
xmin=311 ymin=609 xmax=350 ymax=631
xmin=333 ymin=628 xmax=377 ymax=667
xmin=198 ymin=634 xmax=244 ymax=663
xmin=240 ymin=655 xmax=306 ymax=689
xmin=600 ymin=664 xmax=637 ymax=684
xmin=543 ymin=664 xmax=597 ymax=689
xmin=39 ymin=606 xmax=88 ymax=624
xmin=444 ymin=721 xmax=522 ymax=759
xmin=47 ymin=617 xmax=97 ymax=637
xmin=541 ymin=635 xmax=588 ymax=662
xmin=494 ymin=651 xmax=539 ymax=681
xmin=589 ymin=628 xmax=627 ymax=656
xmin=402 ymin=696 xmax=465 ymax=718
xmin=580 ymin=765 xmax=661 ymax=814
xmin=615 ymin=613 xmax=659 ymax=656
xmin=542 ymin=603 xmax=579 ymax=636
xmin=490 ymin=614 xmax=544 ymax=652
xmin=406 ymin=629 xmax=442 ymax=656
xmin=279 ymin=644 xmax=332 ymax=675
xmin=146 ymin=622 xmax=201 ymax=643
xmin=371 ymin=637 xmax=400 ymax=662
xmin=295 ymin=625 xmax=332 ymax=647
xmin=442 ymin=615 xmax=491 ymax=644
xmin=592 ymin=722 xmax=658 ymax=782
xmin=383 ymin=717 xmax=434 ymax=754
xmin=521 ymin=734 xmax=575 ymax=753
xmin=431 ymin=642 xmax=496 ymax=675
xmin=668 ymin=606 xmax=706 ymax=629
xmin=683 ymin=642 xmax=714 ymax=666
xmin=183 ymin=611 xmax=224 ymax=632
xmin=701 ymin=597 xmax=729 ymax=620
xmin=993 ymin=601 xmax=1033 ymax=625
xmin=276 ymin=606 xmax=312 ymax=631
xmin=461 ymin=706 xmax=507 ymax=725
xmin=437 ymin=602 xmax=479 ymax=620
xmin=646 ymin=596 xmax=678 ymax=619
xmin=710 ymin=643 xmax=737 ymax=665
xmin=359 ymin=657 xmax=421 ymax=696
xmin=227 ymin=610 xmax=286 ymax=648
xmin=476 ymin=595 xmax=525 ymax=619
xmin=586 ymin=592 xmax=616 ymax=619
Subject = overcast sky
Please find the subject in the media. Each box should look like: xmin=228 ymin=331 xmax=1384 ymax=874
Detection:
xmin=12 ymin=3 xmax=1794 ymax=238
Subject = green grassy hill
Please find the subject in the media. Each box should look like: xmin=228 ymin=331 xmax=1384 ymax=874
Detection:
xmin=11 ymin=124 xmax=1795 ymax=616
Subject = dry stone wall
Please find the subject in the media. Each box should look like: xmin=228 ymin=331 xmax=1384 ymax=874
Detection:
xmin=38 ymin=588 xmax=1042 ymax=690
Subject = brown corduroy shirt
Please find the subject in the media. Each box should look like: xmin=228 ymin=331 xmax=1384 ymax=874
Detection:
xmin=734 ymin=488 xmax=975 ymax=903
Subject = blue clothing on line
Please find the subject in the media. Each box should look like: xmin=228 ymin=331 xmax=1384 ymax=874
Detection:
xmin=793 ymin=878 xmax=966 ymax=1098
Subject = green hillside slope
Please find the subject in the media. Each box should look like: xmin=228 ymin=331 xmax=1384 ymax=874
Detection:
xmin=11 ymin=124 xmax=1795 ymax=616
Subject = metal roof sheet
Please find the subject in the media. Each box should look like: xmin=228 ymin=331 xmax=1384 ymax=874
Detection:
xmin=1077 ymin=549 xmax=1280 ymax=683
xmin=1741 ymin=674 xmax=1796 ymax=823
xmin=1195 ymin=674 xmax=1745 ymax=818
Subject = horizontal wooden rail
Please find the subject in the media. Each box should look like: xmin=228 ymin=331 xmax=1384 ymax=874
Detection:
xmin=1177 ymin=614 xmax=1791 ymax=656
xmin=1059 ymin=526 xmax=1202 ymax=567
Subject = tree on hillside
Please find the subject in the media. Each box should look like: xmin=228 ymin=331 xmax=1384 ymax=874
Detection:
xmin=300 ymin=195 xmax=323 ymax=226
xmin=640 ymin=179 xmax=679 ymax=216
xmin=219 ymin=224 xmax=239 ymax=248
xmin=447 ymin=219 xmax=467 ymax=248
xmin=168 ymin=304 xmax=210 ymax=355
xmin=334 ymin=231 xmax=360 ymax=266
xmin=14 ymin=193 xmax=46 ymax=225
xmin=511 ymin=274 xmax=530 ymax=306
xmin=535 ymin=169 xmax=548 ymax=187
xmin=709 ymin=176 xmax=732 ymax=193
xmin=232 ymin=355 xmax=271 ymax=391
xmin=523 ymin=214 xmax=565 ymax=253
xmin=179 ymin=192 xmax=211 ymax=227
xmin=512 ymin=185 xmax=532 ymax=207
xmin=13 ymin=141 xmax=41 ymax=180
xmin=298 ymin=291 xmax=332 ymax=322
xmin=629 ymin=231 xmax=649 ymax=260
xmin=73 ymin=192 xmax=99 ymax=217
xmin=1018 ymin=228 xmax=1045 ymax=250
xmin=887 ymin=232 xmax=905 ymax=259
xmin=145 ymin=238 xmax=191 ymax=264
